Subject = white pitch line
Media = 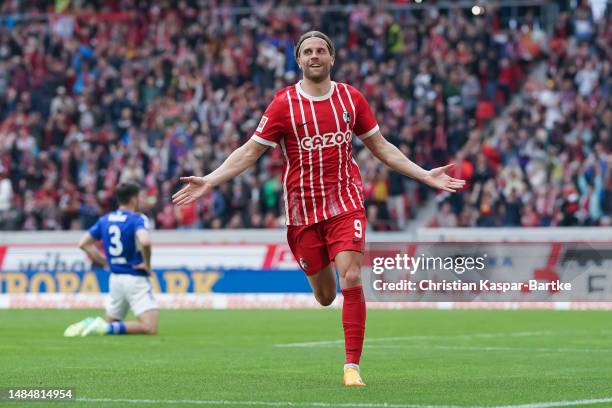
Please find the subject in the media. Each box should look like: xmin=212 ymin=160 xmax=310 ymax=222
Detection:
xmin=77 ymin=398 xmax=466 ymax=408
xmin=75 ymin=397 xmax=612 ymax=408
xmin=494 ymin=397 xmax=612 ymax=408
xmin=368 ymin=345 xmax=608 ymax=353
xmin=274 ymin=331 xmax=562 ymax=348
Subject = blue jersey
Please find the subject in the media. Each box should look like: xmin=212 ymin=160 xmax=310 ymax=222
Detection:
xmin=88 ymin=209 xmax=150 ymax=276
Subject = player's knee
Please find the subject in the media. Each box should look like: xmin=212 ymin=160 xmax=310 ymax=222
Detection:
xmin=342 ymin=265 xmax=362 ymax=288
xmin=139 ymin=312 xmax=159 ymax=335
xmin=315 ymin=291 xmax=336 ymax=307
xmin=145 ymin=322 xmax=158 ymax=335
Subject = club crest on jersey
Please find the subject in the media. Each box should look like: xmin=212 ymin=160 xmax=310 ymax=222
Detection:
xmin=299 ymin=258 xmax=308 ymax=270
xmin=256 ymin=116 xmax=268 ymax=132
xmin=343 ymin=111 xmax=351 ymax=125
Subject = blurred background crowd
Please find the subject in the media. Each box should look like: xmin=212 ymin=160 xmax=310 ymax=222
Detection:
xmin=431 ymin=1 xmax=611 ymax=228
xmin=0 ymin=0 xmax=609 ymax=231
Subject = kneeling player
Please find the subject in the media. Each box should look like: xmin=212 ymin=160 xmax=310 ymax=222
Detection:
xmin=64 ymin=182 xmax=159 ymax=337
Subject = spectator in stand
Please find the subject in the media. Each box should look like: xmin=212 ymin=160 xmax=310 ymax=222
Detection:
xmin=433 ymin=202 xmax=458 ymax=228
xmin=0 ymin=164 xmax=14 ymax=229
xmin=435 ymin=0 xmax=611 ymax=228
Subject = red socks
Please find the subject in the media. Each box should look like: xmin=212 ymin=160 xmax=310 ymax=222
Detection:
xmin=341 ymin=285 xmax=366 ymax=365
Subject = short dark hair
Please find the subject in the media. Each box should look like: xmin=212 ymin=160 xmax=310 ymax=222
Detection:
xmin=294 ymin=31 xmax=335 ymax=61
xmin=116 ymin=182 xmax=141 ymax=205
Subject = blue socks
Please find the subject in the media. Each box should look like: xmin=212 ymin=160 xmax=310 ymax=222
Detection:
xmin=107 ymin=321 xmax=127 ymax=335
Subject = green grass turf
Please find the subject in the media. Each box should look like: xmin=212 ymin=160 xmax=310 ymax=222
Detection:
xmin=1 ymin=309 xmax=612 ymax=408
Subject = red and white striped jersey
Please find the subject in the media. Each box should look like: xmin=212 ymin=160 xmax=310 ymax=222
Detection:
xmin=251 ymin=81 xmax=379 ymax=226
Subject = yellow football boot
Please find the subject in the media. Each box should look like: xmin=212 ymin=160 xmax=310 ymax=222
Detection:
xmin=343 ymin=366 xmax=366 ymax=387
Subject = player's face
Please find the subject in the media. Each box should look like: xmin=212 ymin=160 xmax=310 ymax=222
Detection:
xmin=298 ymin=38 xmax=334 ymax=83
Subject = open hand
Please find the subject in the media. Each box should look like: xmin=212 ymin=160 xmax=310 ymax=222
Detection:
xmin=172 ymin=176 xmax=214 ymax=206
xmin=423 ymin=164 xmax=466 ymax=193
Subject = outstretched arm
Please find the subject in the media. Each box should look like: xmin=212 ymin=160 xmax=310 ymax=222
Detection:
xmin=172 ymin=138 xmax=269 ymax=206
xmin=362 ymin=132 xmax=465 ymax=193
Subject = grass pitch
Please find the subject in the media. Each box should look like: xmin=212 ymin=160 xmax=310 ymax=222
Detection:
xmin=1 ymin=309 xmax=612 ymax=407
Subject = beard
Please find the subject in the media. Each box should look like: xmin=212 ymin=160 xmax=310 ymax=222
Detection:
xmin=302 ymin=64 xmax=331 ymax=82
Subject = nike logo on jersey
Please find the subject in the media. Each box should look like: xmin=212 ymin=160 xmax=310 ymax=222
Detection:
xmin=297 ymin=121 xmax=310 ymax=127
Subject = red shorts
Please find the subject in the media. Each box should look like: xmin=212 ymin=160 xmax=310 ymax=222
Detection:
xmin=287 ymin=209 xmax=366 ymax=276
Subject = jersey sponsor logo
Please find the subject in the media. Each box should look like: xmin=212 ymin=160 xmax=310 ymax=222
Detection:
xmin=256 ymin=116 xmax=269 ymax=132
xmin=300 ymin=130 xmax=352 ymax=151
xmin=343 ymin=111 xmax=351 ymax=125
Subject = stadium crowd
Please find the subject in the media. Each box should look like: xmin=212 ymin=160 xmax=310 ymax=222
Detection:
xmin=0 ymin=0 xmax=608 ymax=231
xmin=432 ymin=1 xmax=611 ymax=227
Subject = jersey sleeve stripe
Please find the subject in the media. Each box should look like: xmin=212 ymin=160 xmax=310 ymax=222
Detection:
xmin=251 ymin=135 xmax=277 ymax=148
xmin=358 ymin=124 xmax=379 ymax=140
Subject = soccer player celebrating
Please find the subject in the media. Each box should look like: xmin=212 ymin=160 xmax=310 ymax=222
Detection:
xmin=172 ymin=31 xmax=465 ymax=386
xmin=64 ymin=182 xmax=159 ymax=337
